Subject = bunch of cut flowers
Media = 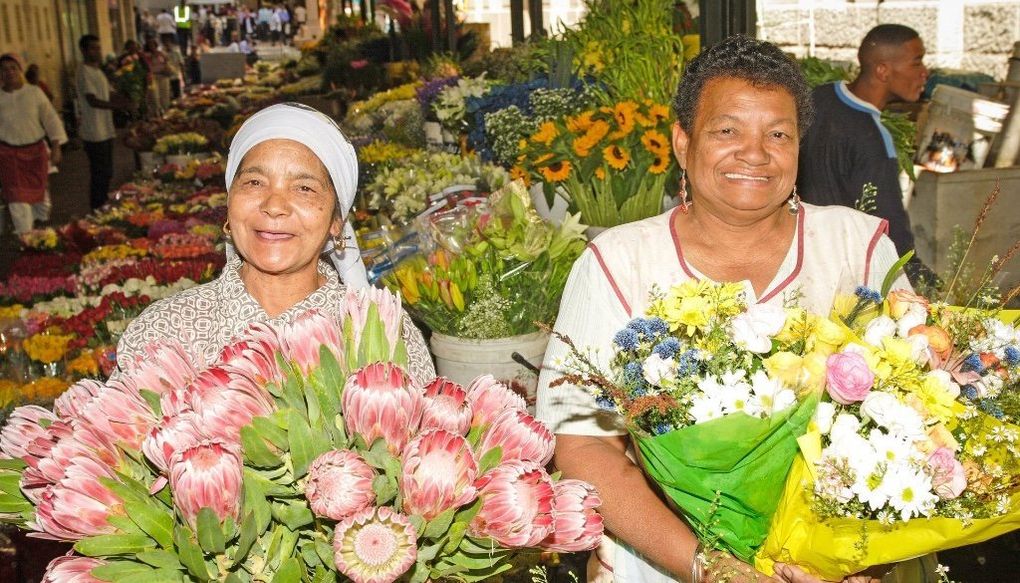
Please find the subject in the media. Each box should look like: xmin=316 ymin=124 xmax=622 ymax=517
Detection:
xmin=554 ymin=279 xmax=828 ymax=561
xmin=385 ymin=180 xmax=587 ymax=340
xmin=756 ymin=279 xmax=1020 ymax=580
xmin=517 ymin=99 xmax=677 ymax=228
xmin=153 ymin=132 xmax=210 ymax=156
xmin=0 ymin=287 xmax=602 ymax=583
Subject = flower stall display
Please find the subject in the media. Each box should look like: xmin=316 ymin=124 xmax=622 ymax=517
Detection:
xmin=554 ymin=280 xmax=822 ymax=561
xmin=0 ymin=288 xmax=603 ymax=582
xmin=756 ymin=286 xmax=1020 ymax=579
xmin=518 ymin=100 xmax=678 ymax=228
xmin=107 ymin=53 xmax=148 ymax=117
xmin=385 ymin=181 xmax=586 ymax=401
xmin=365 ymin=151 xmax=509 ymax=224
xmin=153 ymin=132 xmax=211 ymax=166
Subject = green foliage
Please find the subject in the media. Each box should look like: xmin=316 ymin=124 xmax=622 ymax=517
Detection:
xmin=880 ymin=110 xmax=918 ymax=181
xmin=799 ymin=56 xmax=851 ymax=88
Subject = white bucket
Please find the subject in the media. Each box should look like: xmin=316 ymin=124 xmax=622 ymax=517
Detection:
xmin=165 ymin=154 xmax=192 ymax=167
xmin=430 ymin=331 xmax=550 ymax=410
xmin=529 ymin=182 xmax=568 ymax=225
xmin=138 ymin=151 xmax=155 ymax=171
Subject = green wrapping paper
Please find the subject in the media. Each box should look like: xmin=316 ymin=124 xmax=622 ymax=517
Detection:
xmin=633 ymin=394 xmax=818 ymax=561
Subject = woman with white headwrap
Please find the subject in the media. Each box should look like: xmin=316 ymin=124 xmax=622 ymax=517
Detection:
xmin=114 ymin=103 xmax=435 ymax=384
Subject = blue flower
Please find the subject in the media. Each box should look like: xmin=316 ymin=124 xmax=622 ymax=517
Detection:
xmin=855 ymin=286 xmax=882 ymax=303
xmin=613 ymin=328 xmax=640 ymax=351
xmin=646 ymin=317 xmax=669 ymax=337
xmin=653 ymin=338 xmax=682 ymax=360
xmin=677 ymin=349 xmax=700 ymax=376
xmin=596 ymin=395 xmax=616 ymax=411
xmin=653 ymin=423 xmax=672 ymax=435
xmin=978 ymin=398 xmax=1005 ymax=420
xmin=623 ymin=362 xmax=644 ymax=384
xmin=626 ymin=318 xmax=647 ymax=332
xmin=1005 ymin=346 xmax=1020 ymax=366
xmin=631 ymin=385 xmax=648 ymax=397
xmin=963 ymin=353 xmax=985 ymax=373
xmin=962 ymin=385 xmax=979 ymax=400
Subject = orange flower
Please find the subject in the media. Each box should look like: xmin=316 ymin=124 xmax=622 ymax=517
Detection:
xmin=594 ymin=167 xmax=607 ymax=181
xmin=603 ymin=145 xmax=630 ymax=170
xmin=510 ymin=165 xmax=531 ymax=186
xmin=534 ymin=152 xmax=554 ymax=165
xmin=566 ymin=111 xmax=595 ymax=133
xmin=531 ymin=121 xmax=559 ymax=146
xmin=584 ymin=120 xmax=610 ymax=144
xmin=648 ymin=103 xmax=671 ymax=123
xmin=572 ymin=137 xmax=592 ymax=158
xmin=610 ymin=101 xmax=639 ymax=139
xmin=649 ymin=155 xmax=669 ymax=174
xmin=640 ymin=130 xmax=670 ymax=156
xmin=539 ymin=160 xmax=572 ymax=182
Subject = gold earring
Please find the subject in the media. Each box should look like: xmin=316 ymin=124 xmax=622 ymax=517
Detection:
xmin=678 ymin=169 xmax=692 ymax=214
xmin=223 ymin=221 xmax=231 ymax=235
xmin=332 ymin=234 xmax=346 ymax=252
xmin=787 ymin=186 xmax=801 ymax=215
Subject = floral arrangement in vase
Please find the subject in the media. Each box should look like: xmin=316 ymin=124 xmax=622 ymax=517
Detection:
xmin=153 ymin=132 xmax=210 ymax=157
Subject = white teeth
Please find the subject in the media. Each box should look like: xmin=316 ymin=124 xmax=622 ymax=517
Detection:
xmin=724 ymin=173 xmax=768 ymax=181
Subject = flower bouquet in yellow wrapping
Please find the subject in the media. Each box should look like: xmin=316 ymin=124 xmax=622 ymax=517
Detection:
xmin=554 ymin=280 xmax=836 ymax=561
xmin=756 ymin=284 xmax=1020 ymax=580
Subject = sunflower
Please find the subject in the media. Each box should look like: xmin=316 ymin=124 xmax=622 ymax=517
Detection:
xmin=649 ymin=155 xmax=669 ymax=175
xmin=566 ymin=111 xmax=595 ymax=134
xmin=648 ymin=103 xmax=671 ymax=124
xmin=510 ymin=165 xmax=530 ymax=185
xmin=533 ymin=152 xmax=554 ymax=165
xmin=518 ymin=138 xmax=528 ymax=152
xmin=610 ymin=102 xmax=639 ymax=139
xmin=603 ymin=145 xmax=630 ymax=170
xmin=594 ymin=167 xmax=607 ymax=181
xmin=531 ymin=121 xmax=559 ymax=146
xmin=641 ymin=130 xmax=670 ymax=156
xmin=584 ymin=120 xmax=611 ymax=144
xmin=572 ymin=137 xmax=592 ymax=158
xmin=539 ymin=160 xmax=572 ymax=182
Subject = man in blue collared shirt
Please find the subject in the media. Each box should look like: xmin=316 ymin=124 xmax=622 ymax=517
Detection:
xmin=798 ymin=24 xmax=929 ymax=273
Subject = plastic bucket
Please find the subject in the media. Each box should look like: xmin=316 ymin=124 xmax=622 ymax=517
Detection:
xmin=430 ymin=331 xmax=550 ymax=409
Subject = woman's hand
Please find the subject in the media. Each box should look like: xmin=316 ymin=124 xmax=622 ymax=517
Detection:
xmin=702 ymin=551 xmax=783 ymax=583
xmin=772 ymin=563 xmax=881 ymax=583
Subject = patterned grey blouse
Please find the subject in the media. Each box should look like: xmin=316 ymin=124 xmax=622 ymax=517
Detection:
xmin=115 ymin=258 xmax=436 ymax=385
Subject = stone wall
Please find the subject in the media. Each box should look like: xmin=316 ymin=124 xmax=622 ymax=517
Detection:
xmin=760 ymin=1 xmax=1018 ymax=80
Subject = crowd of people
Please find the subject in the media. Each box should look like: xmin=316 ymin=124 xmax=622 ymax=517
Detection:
xmin=139 ymin=3 xmax=307 ymax=53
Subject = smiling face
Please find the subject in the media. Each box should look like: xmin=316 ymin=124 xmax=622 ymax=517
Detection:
xmin=227 ymin=139 xmax=341 ymax=278
xmin=672 ymin=76 xmax=800 ymax=225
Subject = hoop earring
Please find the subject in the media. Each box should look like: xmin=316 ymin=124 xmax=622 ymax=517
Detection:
xmin=678 ymin=169 xmax=692 ymax=214
xmin=223 ymin=221 xmax=231 ymax=236
xmin=787 ymin=186 xmax=801 ymax=215
xmin=332 ymin=234 xmax=346 ymax=252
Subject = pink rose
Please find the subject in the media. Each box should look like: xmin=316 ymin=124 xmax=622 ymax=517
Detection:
xmin=927 ymin=447 xmax=966 ymax=500
xmin=825 ymin=352 xmax=874 ymax=405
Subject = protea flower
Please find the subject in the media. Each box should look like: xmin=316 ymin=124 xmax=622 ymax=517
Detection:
xmin=120 ymin=340 xmax=198 ymax=395
xmin=169 ymin=440 xmax=243 ymax=528
xmin=0 ymin=405 xmax=58 ymax=460
xmin=183 ymin=367 xmax=275 ymax=445
xmin=53 ymin=380 xmax=104 ymax=422
xmin=342 ymin=287 xmax=403 ymax=352
xmin=305 ymin=450 xmax=376 ymax=521
xmin=539 ymin=479 xmax=604 ymax=552
xmin=79 ymin=379 xmax=159 ymax=451
xmin=142 ymin=412 xmax=206 ymax=474
xmin=401 ymin=430 xmax=478 ymax=520
xmin=342 ymin=363 xmax=423 ymax=454
xmin=419 ymin=377 xmax=472 ymax=436
xmin=33 ymin=456 xmax=125 ymax=540
xmin=332 ymin=506 xmax=417 ymax=583
xmin=216 ymin=321 xmax=284 ymax=383
xmin=477 ymin=409 xmax=555 ymax=467
xmin=41 ymin=555 xmax=105 ymax=582
xmin=469 ymin=461 xmax=555 ymax=547
xmin=280 ymin=309 xmax=344 ymax=373
xmin=22 ymin=424 xmax=120 ymax=503
xmin=466 ymin=375 xmax=526 ymax=429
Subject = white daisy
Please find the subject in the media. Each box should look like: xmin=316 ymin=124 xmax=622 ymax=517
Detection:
xmin=882 ymin=464 xmax=938 ymax=520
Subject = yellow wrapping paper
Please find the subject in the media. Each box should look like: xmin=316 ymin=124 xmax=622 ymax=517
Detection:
xmin=755 ymin=430 xmax=1020 ymax=580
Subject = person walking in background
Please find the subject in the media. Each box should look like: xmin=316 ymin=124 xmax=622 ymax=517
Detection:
xmin=293 ymin=2 xmax=307 ymax=39
xmin=174 ymin=1 xmax=193 ymax=55
xmin=156 ymin=9 xmax=177 ymax=48
xmin=143 ymin=36 xmax=171 ymax=115
xmin=186 ymin=44 xmax=202 ymax=86
xmin=0 ymin=53 xmax=67 ymax=234
xmin=238 ymin=6 xmax=256 ymax=41
xmin=797 ymin=23 xmax=930 ymax=282
xmin=24 ymin=64 xmax=54 ymax=102
xmin=163 ymin=38 xmax=185 ymax=100
xmin=77 ymin=35 xmax=127 ymax=211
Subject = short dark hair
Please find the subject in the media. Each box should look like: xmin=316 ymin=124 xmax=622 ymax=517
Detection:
xmin=0 ymin=54 xmax=21 ymax=69
xmin=858 ymin=24 xmax=920 ymax=67
xmin=672 ymin=35 xmax=814 ymax=137
xmin=79 ymin=34 xmax=100 ymax=53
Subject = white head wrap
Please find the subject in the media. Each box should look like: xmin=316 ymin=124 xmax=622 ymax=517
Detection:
xmin=224 ymin=102 xmax=368 ymax=288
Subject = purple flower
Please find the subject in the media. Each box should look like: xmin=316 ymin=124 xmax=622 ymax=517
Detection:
xmin=416 ymin=76 xmax=459 ymax=111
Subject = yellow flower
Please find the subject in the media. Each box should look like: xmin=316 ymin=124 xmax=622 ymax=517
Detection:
xmin=808 ymin=316 xmax=848 ymax=356
xmin=517 ymin=138 xmax=528 ymax=152
xmin=603 ymin=145 xmax=630 ymax=170
xmin=509 ymin=165 xmax=530 ymax=186
xmin=649 ymin=155 xmax=669 ymax=175
xmin=594 ymin=167 xmax=606 ymax=181
xmin=21 ymin=377 xmax=70 ymax=402
xmin=566 ymin=111 xmax=595 ymax=134
xmin=572 ymin=137 xmax=592 ymax=158
xmin=531 ymin=121 xmax=559 ymax=146
xmin=670 ymin=295 xmax=711 ymax=336
xmin=640 ymin=130 xmax=670 ymax=156
xmin=648 ymin=103 xmax=671 ymax=124
xmin=0 ymin=304 xmax=25 ymax=320
xmin=23 ymin=333 xmax=74 ymax=364
xmin=916 ymin=372 xmax=965 ymax=425
xmin=539 ymin=160 xmax=572 ymax=183
xmin=610 ymin=101 xmax=639 ymax=139
xmin=763 ymin=352 xmax=805 ymax=389
xmin=581 ymin=41 xmax=605 ymax=73
xmin=68 ymin=351 xmax=101 ymax=377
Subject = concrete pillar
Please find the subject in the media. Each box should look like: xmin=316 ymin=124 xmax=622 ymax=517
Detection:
xmin=934 ymin=0 xmax=964 ymax=68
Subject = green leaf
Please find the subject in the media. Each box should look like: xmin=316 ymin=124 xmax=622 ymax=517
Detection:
xmin=408 ymin=562 xmax=430 ymax=583
xmin=242 ymin=470 xmax=272 ymax=534
xmin=372 ymin=474 xmax=397 ymax=506
xmin=106 ymin=514 xmax=144 ymax=535
xmin=119 ymin=568 xmax=186 ymax=583
xmin=241 ymin=425 xmax=284 ymax=469
xmin=310 ymin=565 xmax=337 ymax=583
xmin=224 ymin=572 xmax=246 ymax=583
xmin=99 ymin=476 xmax=149 ymax=505
xmin=477 ymin=446 xmax=502 ymax=475
xmin=409 ymin=514 xmax=425 ymax=535
xmin=0 ymin=473 xmax=24 ymax=492
xmin=252 ymin=416 xmax=289 ymax=450
xmin=272 ymin=557 xmax=303 ymax=583
xmin=453 ymin=498 xmax=483 ymax=526
xmin=288 ymin=409 xmax=329 ymax=478
xmin=231 ymin=512 xmax=259 ymax=568
xmin=173 ymin=526 xmax=211 ymax=581
xmin=271 ymin=500 xmax=314 ymax=530
xmin=75 ymin=533 xmax=156 ymax=556
xmin=0 ymin=498 xmax=32 ymax=513
xmin=196 ymin=507 xmax=226 ymax=554
xmin=422 ymin=507 xmax=457 ymax=540
xmin=416 ymin=535 xmax=447 ymax=562
xmin=136 ymin=550 xmax=184 ymax=570
xmin=0 ymin=458 xmax=27 ymax=470
xmin=443 ymin=521 xmax=468 ymax=554
xmin=317 ymin=347 xmax=346 ymax=399
xmin=139 ymin=389 xmax=163 ymax=417
xmin=90 ymin=560 xmax=154 ymax=581
xmin=356 ymin=304 xmax=391 ymax=365
xmin=125 ymin=501 xmax=174 ymax=549
xmin=314 ymin=538 xmax=336 ymax=570
xmin=881 ymin=250 xmax=915 ymax=297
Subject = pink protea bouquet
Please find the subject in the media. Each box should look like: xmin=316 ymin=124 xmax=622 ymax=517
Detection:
xmin=0 ymin=288 xmax=602 ymax=582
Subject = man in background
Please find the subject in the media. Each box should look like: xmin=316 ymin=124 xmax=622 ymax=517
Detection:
xmin=798 ymin=24 xmax=930 ymax=280
xmin=77 ymin=35 xmax=128 ymax=210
